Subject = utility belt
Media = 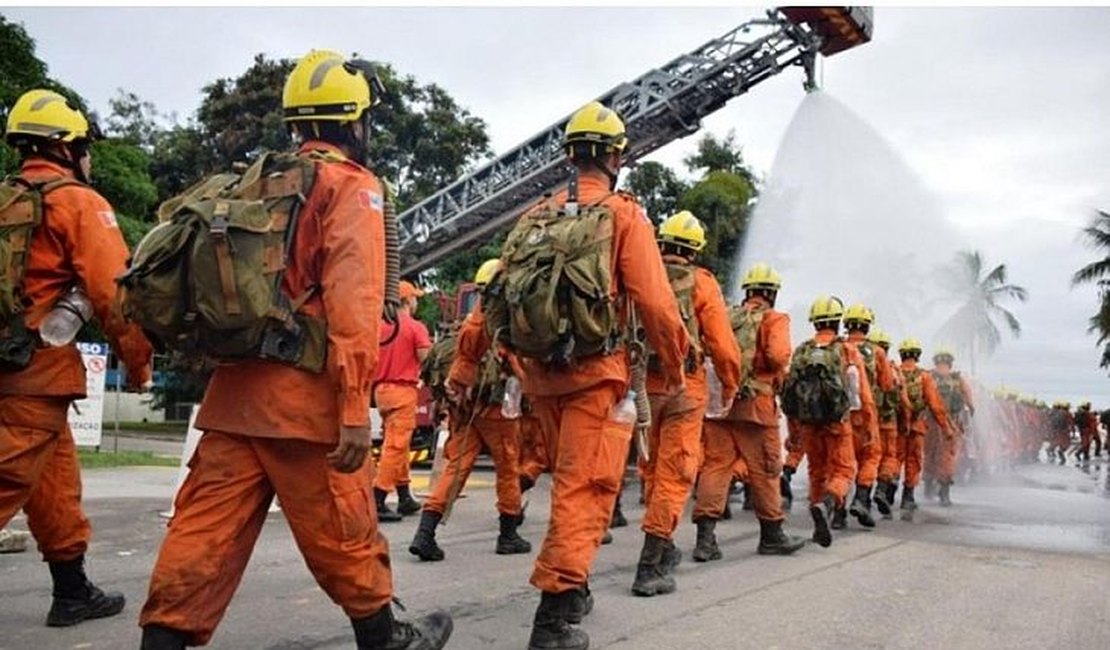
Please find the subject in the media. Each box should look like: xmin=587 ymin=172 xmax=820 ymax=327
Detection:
xmin=0 ymin=319 xmax=44 ymax=372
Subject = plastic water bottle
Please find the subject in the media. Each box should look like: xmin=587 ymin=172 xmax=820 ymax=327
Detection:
xmin=501 ymin=376 xmax=523 ymax=419
xmin=705 ymin=359 xmax=727 ymax=419
xmin=846 ymin=365 xmax=862 ymax=411
xmin=39 ymin=288 xmax=93 ymax=347
xmin=610 ymin=390 xmax=638 ymax=424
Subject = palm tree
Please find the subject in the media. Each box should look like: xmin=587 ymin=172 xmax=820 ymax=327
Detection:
xmin=1071 ymin=209 xmax=1110 ymax=367
xmin=935 ymin=250 xmax=1028 ymax=375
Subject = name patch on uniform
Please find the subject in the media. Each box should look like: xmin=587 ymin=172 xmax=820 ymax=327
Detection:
xmin=358 ymin=189 xmax=384 ymax=211
xmin=97 ymin=210 xmax=118 ymax=228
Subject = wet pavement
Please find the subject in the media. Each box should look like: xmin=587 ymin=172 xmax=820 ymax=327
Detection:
xmin=2 ymin=457 xmax=1109 ymax=650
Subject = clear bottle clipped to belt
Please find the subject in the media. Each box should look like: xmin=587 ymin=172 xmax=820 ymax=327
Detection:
xmin=40 ymin=287 xmax=93 ymax=347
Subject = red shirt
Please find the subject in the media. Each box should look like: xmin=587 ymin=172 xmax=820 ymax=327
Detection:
xmin=374 ymin=311 xmax=431 ymax=384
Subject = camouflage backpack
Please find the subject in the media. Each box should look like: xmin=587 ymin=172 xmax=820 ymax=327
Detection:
xmin=0 ymin=176 xmax=84 ymax=370
xmin=729 ymin=303 xmax=774 ymax=399
xmin=932 ymin=370 xmax=965 ymax=415
xmin=780 ymin=338 xmax=850 ymax=424
xmin=647 ymin=261 xmax=701 ymax=374
xmin=903 ymin=367 xmax=926 ymax=416
xmin=118 ymin=151 xmax=328 ymax=372
xmin=420 ymin=332 xmax=508 ymax=406
xmin=483 ymin=193 xmax=622 ymax=365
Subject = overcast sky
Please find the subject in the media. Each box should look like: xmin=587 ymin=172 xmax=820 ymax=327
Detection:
xmin=6 ymin=5 xmax=1110 ymax=404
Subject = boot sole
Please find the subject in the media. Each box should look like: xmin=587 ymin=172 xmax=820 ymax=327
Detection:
xmin=46 ymin=599 xmax=125 ymax=627
xmin=757 ymin=541 xmax=805 ymax=556
xmin=496 ymin=544 xmax=533 ymax=555
xmin=873 ymin=497 xmax=892 ymax=516
xmin=409 ymin=544 xmax=445 ymax=562
xmin=849 ymin=504 xmax=876 ymax=528
xmin=692 ymin=549 xmax=722 ymax=562
xmin=631 ymin=582 xmax=676 ymax=597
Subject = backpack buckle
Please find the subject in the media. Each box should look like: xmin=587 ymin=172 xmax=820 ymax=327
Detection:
xmin=210 ymin=202 xmax=231 ymax=237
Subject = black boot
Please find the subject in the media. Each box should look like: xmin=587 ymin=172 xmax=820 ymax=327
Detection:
xmin=692 ymin=517 xmax=722 ymax=562
xmin=528 ymin=591 xmax=589 ymax=650
xmin=351 ymin=604 xmax=453 ymax=650
xmin=757 ymin=518 xmax=806 ymax=556
xmin=873 ymin=480 xmax=893 ymax=517
xmin=886 ymin=481 xmax=898 ymax=511
xmin=831 ymin=506 xmax=848 ymax=530
xmin=900 ymin=485 xmax=917 ymax=521
xmin=409 ymin=511 xmax=445 ymax=562
xmin=809 ymin=495 xmax=834 ymax=548
xmin=661 ymin=539 xmax=682 ymax=575
xmin=741 ymin=483 xmax=754 ymax=511
xmin=140 ymin=624 xmax=188 ymax=650
xmin=374 ymin=488 xmax=403 ymax=523
xmin=396 ymin=483 xmax=422 ymax=516
xmin=924 ymin=478 xmax=936 ymax=499
xmin=721 ymin=502 xmax=733 ymax=520
xmin=600 ymin=529 xmax=613 ymax=545
xmin=610 ymin=494 xmax=628 ymax=528
xmin=496 ymin=512 xmax=532 ymax=555
xmin=565 ymin=584 xmax=593 ymax=625
xmin=520 ymin=474 xmax=536 ymax=493
xmin=938 ymin=481 xmax=952 ymax=507
xmin=780 ymin=468 xmax=795 ymax=511
xmin=631 ymin=533 xmax=676 ymax=597
xmin=849 ymin=484 xmax=877 ymax=528
xmin=46 ymin=556 xmax=125 ymax=627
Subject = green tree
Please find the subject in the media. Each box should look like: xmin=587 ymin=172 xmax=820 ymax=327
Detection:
xmin=936 ymin=250 xmax=1028 ymax=374
xmin=197 ymin=54 xmax=293 ymax=169
xmin=1071 ymin=209 xmax=1110 ymax=368
xmin=683 ymin=131 xmax=758 ymax=187
xmin=624 ymin=161 xmax=689 ymax=222
xmin=677 ymin=170 xmax=755 ymax=284
xmin=89 ymin=140 xmax=159 ymax=247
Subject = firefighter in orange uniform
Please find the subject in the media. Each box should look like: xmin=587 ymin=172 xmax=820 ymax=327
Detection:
xmin=448 ymin=101 xmax=688 ymax=650
xmin=630 ymin=211 xmax=741 ymax=596
xmin=842 ymin=304 xmax=890 ymax=528
xmin=1074 ymin=402 xmax=1098 ymax=462
xmin=895 ymin=338 xmax=952 ymax=520
xmin=930 ymin=348 xmax=974 ymax=506
xmin=691 ymin=262 xmax=805 ymax=560
xmin=409 ymin=259 xmax=530 ymax=561
xmin=138 ymin=51 xmax=451 ymax=649
xmin=373 ymin=280 xmax=433 ymax=522
xmin=866 ymin=328 xmax=904 ymax=519
xmin=0 ymin=89 xmax=152 ymax=627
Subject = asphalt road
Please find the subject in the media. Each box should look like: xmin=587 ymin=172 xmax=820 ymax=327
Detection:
xmin=2 ymin=456 xmax=1109 ymax=650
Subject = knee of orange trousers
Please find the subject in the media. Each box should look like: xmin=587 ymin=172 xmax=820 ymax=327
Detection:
xmin=902 ymin=434 xmax=925 ymax=487
xmin=733 ymin=422 xmax=785 ymax=522
xmin=423 ymin=427 xmax=482 ymax=515
xmin=852 ymin=429 xmax=882 ymax=487
xmin=877 ymin=424 xmax=901 ymax=482
xmin=641 ymin=405 xmax=703 ymax=539
xmin=530 ymin=383 xmax=628 ymax=594
xmin=693 ymin=420 xmax=739 ymax=520
xmin=23 ymin=426 xmax=90 ymax=561
xmin=803 ymin=424 xmax=854 ymax=506
xmin=784 ymin=442 xmax=805 ymax=471
xmin=139 ymin=432 xmax=274 ymax=646
xmin=0 ymin=422 xmax=59 ymax=531
xmin=485 ymin=419 xmax=524 ymax=516
xmin=938 ymin=435 xmax=961 ymax=482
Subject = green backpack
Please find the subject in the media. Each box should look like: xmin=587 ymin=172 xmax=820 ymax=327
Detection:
xmin=118 ymin=151 xmax=327 ymax=372
xmin=0 ymin=176 xmax=84 ymax=370
xmin=780 ymin=338 xmax=850 ymax=424
xmin=932 ymin=370 xmax=965 ymax=415
xmin=420 ymin=331 xmax=507 ymax=406
xmin=647 ymin=261 xmax=701 ymax=374
xmin=729 ymin=303 xmax=773 ymax=399
xmin=483 ymin=194 xmax=621 ymax=365
xmin=903 ymin=367 xmax=926 ymax=416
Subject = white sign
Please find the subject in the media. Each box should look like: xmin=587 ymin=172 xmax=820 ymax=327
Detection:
xmin=70 ymin=341 xmax=108 ymax=447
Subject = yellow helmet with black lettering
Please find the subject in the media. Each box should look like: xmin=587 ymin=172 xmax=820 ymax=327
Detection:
xmin=283 ymin=50 xmax=380 ymax=123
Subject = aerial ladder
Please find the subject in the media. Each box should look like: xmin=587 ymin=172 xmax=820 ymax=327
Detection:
xmin=399 ymin=6 xmax=873 ymax=279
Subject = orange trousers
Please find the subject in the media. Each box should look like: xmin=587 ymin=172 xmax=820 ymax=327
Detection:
xmin=0 ymin=395 xmax=89 ymax=561
xmin=519 ymin=413 xmax=549 ymax=483
xmin=852 ymin=422 xmax=882 ymax=487
xmin=894 ymin=433 xmax=925 ymax=487
xmin=140 ymin=431 xmax=392 ymax=646
xmin=799 ymin=422 xmax=855 ymax=507
xmin=373 ymin=382 xmax=419 ymax=492
xmin=876 ymin=421 xmax=901 ymax=483
xmin=638 ymin=390 xmax=705 ymax=539
xmin=783 ymin=429 xmax=805 ymax=471
xmin=424 ymin=408 xmax=523 ymax=516
xmin=694 ymin=420 xmax=784 ymax=523
xmin=937 ymin=430 xmax=961 ymax=483
xmin=923 ymin=426 xmax=941 ymax=483
xmin=528 ymin=381 xmax=630 ymax=594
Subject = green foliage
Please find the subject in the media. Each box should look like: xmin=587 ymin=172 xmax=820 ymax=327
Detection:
xmin=90 ymin=139 xmax=158 ymax=220
xmin=678 ymin=170 xmax=754 ymax=285
xmin=149 ymin=123 xmax=216 ymax=199
xmin=683 ymin=131 xmax=758 ymax=186
xmin=624 ymin=161 xmax=689 ymax=222
xmin=1071 ymin=209 xmax=1110 ymax=370
xmin=106 ymin=89 xmax=162 ymax=149
xmin=197 ymin=54 xmax=293 ymax=169
xmin=76 ymin=449 xmax=179 ymax=467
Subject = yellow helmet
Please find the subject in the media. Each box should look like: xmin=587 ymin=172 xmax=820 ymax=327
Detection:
xmin=843 ymin=303 xmax=873 ymax=325
xmin=563 ymin=101 xmax=628 ymax=155
xmin=283 ymin=50 xmax=381 ymax=123
xmin=5 ymin=89 xmax=94 ymax=144
xmin=808 ymin=295 xmax=844 ymax=323
xmin=867 ymin=327 xmax=891 ymax=348
xmin=740 ymin=262 xmax=782 ymax=292
xmin=933 ymin=346 xmax=955 ymax=363
xmin=474 ymin=259 xmax=502 ymax=286
xmin=898 ymin=337 xmax=923 ymax=356
xmin=1080 ymin=401 xmax=1092 ymax=410
xmin=657 ymin=210 xmax=706 ymax=252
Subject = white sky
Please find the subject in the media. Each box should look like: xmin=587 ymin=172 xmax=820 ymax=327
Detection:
xmin=5 ymin=5 xmax=1110 ymax=404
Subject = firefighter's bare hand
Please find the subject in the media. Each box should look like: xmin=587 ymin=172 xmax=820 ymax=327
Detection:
xmin=328 ymin=425 xmax=371 ymax=473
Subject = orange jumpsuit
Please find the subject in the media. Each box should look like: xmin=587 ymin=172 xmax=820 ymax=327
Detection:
xmin=693 ymin=296 xmax=789 ymax=523
xmin=896 ymin=362 xmax=949 ymax=488
xmin=518 ymin=406 xmax=548 ymax=484
xmin=140 ymin=142 xmax=390 ymax=646
xmin=783 ymin=418 xmax=805 ymax=472
xmin=373 ymin=311 xmax=432 ymax=493
xmin=641 ymin=263 xmax=739 ymax=539
xmin=1077 ymin=410 xmax=1098 ymax=458
xmin=845 ymin=334 xmax=888 ymax=487
xmin=876 ymin=357 xmax=904 ymax=483
xmin=0 ymin=158 xmax=152 ymax=562
xmin=424 ymin=403 xmax=523 ymax=517
xmin=790 ymin=331 xmax=874 ymax=509
xmin=450 ymin=170 xmax=688 ymax=596
xmin=931 ymin=370 xmax=973 ymax=484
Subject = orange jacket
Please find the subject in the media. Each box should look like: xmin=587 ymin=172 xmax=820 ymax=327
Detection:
xmin=0 ymin=159 xmax=152 ymax=398
xmin=450 ymin=170 xmax=689 ymax=397
xmin=196 ymin=142 xmax=385 ymax=442
xmin=647 ymin=260 xmax=739 ymax=402
xmin=730 ymin=295 xmax=791 ymax=426
xmin=900 ymin=359 xmax=949 ymax=435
